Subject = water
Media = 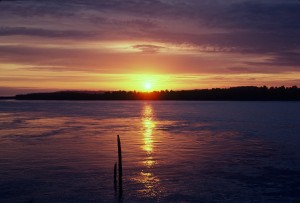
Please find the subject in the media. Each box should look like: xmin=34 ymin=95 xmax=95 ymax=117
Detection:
xmin=0 ymin=100 xmax=300 ymax=203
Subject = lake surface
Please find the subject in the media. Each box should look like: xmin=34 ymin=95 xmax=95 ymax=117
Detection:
xmin=0 ymin=100 xmax=300 ymax=203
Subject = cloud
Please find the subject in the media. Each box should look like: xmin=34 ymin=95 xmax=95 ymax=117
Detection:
xmin=132 ymin=44 xmax=165 ymax=54
xmin=1 ymin=42 xmax=299 ymax=76
xmin=0 ymin=0 xmax=78 ymax=18
xmin=227 ymin=67 xmax=252 ymax=73
xmin=217 ymin=1 xmax=300 ymax=31
xmin=245 ymin=52 xmax=300 ymax=67
xmin=0 ymin=27 xmax=98 ymax=38
xmin=1 ymin=1 xmax=299 ymax=57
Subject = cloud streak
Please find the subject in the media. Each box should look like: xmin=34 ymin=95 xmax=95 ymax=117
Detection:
xmin=0 ymin=27 xmax=98 ymax=38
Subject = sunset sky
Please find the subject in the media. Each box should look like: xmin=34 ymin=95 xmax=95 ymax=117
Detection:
xmin=1 ymin=0 xmax=300 ymax=95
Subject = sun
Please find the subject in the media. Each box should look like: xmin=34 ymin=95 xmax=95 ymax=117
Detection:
xmin=144 ymin=82 xmax=152 ymax=91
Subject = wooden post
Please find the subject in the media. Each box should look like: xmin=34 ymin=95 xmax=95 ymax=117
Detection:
xmin=117 ymin=135 xmax=123 ymax=196
xmin=113 ymin=162 xmax=117 ymax=192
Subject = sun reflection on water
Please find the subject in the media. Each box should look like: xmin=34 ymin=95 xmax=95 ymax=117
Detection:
xmin=142 ymin=104 xmax=156 ymax=167
xmin=142 ymin=119 xmax=155 ymax=154
xmin=132 ymin=103 xmax=165 ymax=199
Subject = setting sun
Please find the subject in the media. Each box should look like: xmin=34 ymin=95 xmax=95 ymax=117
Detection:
xmin=144 ymin=82 xmax=152 ymax=91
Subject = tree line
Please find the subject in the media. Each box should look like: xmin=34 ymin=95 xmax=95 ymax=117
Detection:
xmin=13 ymin=86 xmax=300 ymax=101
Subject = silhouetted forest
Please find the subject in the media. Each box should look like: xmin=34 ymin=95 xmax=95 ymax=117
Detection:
xmin=9 ymin=86 xmax=300 ymax=101
xmin=0 ymin=96 xmax=14 ymax=100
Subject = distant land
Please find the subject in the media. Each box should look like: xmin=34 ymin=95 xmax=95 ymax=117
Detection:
xmin=1 ymin=86 xmax=300 ymax=101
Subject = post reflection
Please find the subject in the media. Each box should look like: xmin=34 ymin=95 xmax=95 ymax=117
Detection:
xmin=133 ymin=103 xmax=164 ymax=199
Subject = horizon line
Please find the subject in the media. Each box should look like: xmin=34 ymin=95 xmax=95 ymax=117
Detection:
xmin=0 ymin=85 xmax=298 ymax=97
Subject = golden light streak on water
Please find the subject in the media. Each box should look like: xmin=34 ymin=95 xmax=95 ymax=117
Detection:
xmin=132 ymin=103 xmax=165 ymax=198
xmin=142 ymin=104 xmax=155 ymax=155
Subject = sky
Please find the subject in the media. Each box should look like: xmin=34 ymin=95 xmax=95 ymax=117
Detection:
xmin=0 ymin=0 xmax=300 ymax=95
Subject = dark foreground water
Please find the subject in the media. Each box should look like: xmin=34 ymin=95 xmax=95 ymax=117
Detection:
xmin=0 ymin=100 xmax=300 ymax=203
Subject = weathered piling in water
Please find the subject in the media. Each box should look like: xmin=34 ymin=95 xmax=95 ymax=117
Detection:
xmin=114 ymin=162 xmax=117 ymax=192
xmin=113 ymin=135 xmax=123 ymax=200
xmin=117 ymin=135 xmax=123 ymax=196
